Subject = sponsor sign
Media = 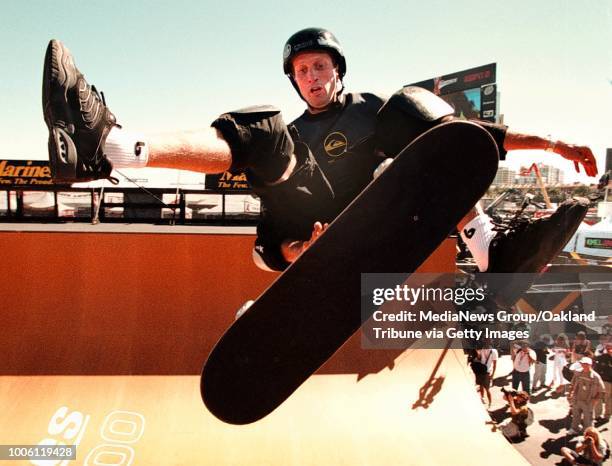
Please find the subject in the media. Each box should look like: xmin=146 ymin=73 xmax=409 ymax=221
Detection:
xmin=408 ymin=63 xmax=497 ymax=122
xmin=0 ymin=160 xmax=55 ymax=186
xmin=479 ymin=83 xmax=497 ymax=122
xmin=410 ymin=63 xmax=496 ymax=94
xmin=585 ymin=237 xmax=612 ymax=250
xmin=32 ymin=405 xmax=145 ymax=466
xmin=205 ymin=171 xmax=251 ymax=191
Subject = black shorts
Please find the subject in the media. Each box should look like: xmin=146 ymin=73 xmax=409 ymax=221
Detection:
xmin=567 ymin=450 xmax=597 ymax=465
xmin=211 ymin=105 xmax=294 ymax=184
xmin=475 ymin=372 xmax=491 ymax=388
xmin=212 ymin=107 xmax=337 ymax=271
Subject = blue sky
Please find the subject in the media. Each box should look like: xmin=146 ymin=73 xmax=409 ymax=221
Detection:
xmin=1 ymin=0 xmax=610 ymax=182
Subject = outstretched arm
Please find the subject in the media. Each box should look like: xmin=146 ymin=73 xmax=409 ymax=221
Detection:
xmin=503 ymin=131 xmax=598 ymax=177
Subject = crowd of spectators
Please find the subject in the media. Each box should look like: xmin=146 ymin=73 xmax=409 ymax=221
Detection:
xmin=468 ymin=324 xmax=611 ymax=464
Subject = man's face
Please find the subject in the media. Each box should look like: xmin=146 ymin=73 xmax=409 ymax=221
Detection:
xmin=292 ymin=52 xmax=340 ymax=113
xmin=581 ymin=363 xmax=592 ymax=373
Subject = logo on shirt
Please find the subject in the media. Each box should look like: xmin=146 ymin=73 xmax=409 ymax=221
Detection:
xmin=324 ymin=132 xmax=348 ymax=157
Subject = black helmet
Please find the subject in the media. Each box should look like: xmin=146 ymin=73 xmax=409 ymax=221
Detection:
xmin=282 ymin=28 xmax=346 ymax=99
xmin=283 ymin=27 xmax=346 ymax=77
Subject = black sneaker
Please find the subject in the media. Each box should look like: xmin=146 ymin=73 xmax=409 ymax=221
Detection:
xmin=481 ymin=198 xmax=589 ymax=306
xmin=43 ymin=39 xmax=119 ymax=183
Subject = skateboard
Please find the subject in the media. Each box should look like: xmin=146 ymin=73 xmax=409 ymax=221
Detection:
xmin=201 ymin=121 xmax=499 ymax=424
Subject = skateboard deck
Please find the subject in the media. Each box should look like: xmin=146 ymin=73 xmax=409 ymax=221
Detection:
xmin=201 ymin=121 xmax=499 ymax=424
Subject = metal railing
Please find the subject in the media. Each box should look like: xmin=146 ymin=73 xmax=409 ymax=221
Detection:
xmin=0 ymin=186 xmax=260 ymax=226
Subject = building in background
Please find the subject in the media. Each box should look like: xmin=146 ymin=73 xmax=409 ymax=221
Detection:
xmin=492 ymin=167 xmax=517 ymax=187
xmin=517 ymin=163 xmax=564 ymax=186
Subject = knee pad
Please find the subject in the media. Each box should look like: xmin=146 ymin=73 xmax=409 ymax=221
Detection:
xmin=375 ymin=86 xmax=454 ymax=156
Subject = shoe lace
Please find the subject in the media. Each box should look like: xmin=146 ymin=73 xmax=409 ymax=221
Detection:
xmin=80 ymin=83 xmax=120 ymax=184
xmin=76 ymin=86 xmax=175 ymax=208
xmin=79 ymin=82 xmax=103 ymax=127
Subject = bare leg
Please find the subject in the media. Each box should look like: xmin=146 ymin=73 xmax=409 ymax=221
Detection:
xmin=485 ymin=386 xmax=492 ymax=407
xmin=146 ymin=128 xmax=232 ymax=174
xmin=559 ymin=447 xmax=576 ymax=464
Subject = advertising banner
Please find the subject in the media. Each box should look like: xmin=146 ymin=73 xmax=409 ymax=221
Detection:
xmin=0 ymin=160 xmax=54 ymax=186
xmin=408 ymin=63 xmax=497 ymax=122
xmin=205 ymin=171 xmax=251 ymax=191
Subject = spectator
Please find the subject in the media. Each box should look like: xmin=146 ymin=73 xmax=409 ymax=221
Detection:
xmin=567 ymin=357 xmax=605 ymax=435
xmin=593 ymin=343 xmax=612 ymax=421
xmin=500 ymin=389 xmax=532 ymax=441
xmin=551 ymin=334 xmax=571 ymax=392
xmin=512 ymin=341 xmax=536 ymax=394
xmin=474 ymin=340 xmax=498 ymax=408
xmin=532 ymin=334 xmax=552 ymax=391
xmin=560 ymin=426 xmax=609 ymax=465
xmin=594 ymin=333 xmax=610 ymax=357
xmin=571 ymin=331 xmax=592 ymax=363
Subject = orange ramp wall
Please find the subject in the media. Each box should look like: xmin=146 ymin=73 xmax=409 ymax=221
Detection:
xmin=0 ymin=231 xmax=455 ymax=375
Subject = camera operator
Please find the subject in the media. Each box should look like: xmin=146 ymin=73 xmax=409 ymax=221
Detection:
xmin=511 ymin=341 xmax=536 ymax=394
xmin=560 ymin=427 xmax=608 ymax=465
xmin=500 ymin=388 xmax=532 ymax=441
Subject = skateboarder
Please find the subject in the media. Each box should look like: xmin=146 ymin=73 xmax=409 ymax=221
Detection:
xmin=43 ymin=28 xmax=597 ymax=274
